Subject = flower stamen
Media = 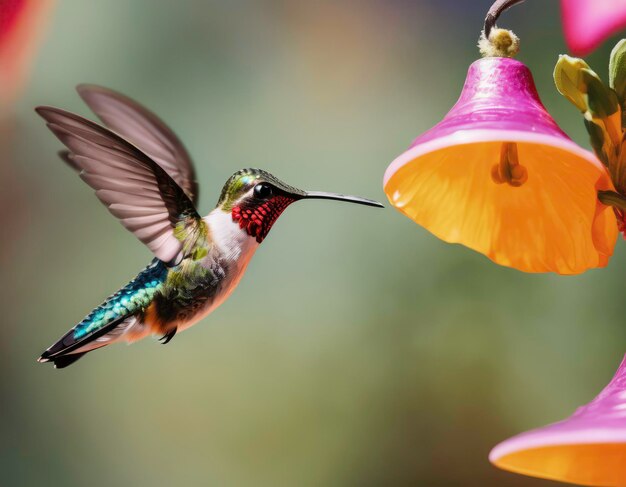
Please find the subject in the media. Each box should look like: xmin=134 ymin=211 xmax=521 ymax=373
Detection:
xmin=491 ymin=142 xmax=528 ymax=187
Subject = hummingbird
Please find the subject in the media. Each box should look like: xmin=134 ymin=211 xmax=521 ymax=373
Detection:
xmin=35 ymin=85 xmax=383 ymax=368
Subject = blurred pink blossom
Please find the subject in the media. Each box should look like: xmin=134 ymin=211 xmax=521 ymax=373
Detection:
xmin=0 ymin=0 xmax=54 ymax=111
xmin=561 ymin=0 xmax=626 ymax=55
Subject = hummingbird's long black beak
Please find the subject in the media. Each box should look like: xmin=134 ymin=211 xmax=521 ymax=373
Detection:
xmin=303 ymin=191 xmax=384 ymax=208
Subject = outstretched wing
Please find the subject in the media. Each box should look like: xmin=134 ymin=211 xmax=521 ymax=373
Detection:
xmin=76 ymin=84 xmax=199 ymax=205
xmin=36 ymin=106 xmax=207 ymax=264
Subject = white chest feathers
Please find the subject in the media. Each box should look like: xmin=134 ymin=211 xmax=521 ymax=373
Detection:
xmin=205 ymin=209 xmax=259 ymax=265
xmin=182 ymin=209 xmax=259 ymax=324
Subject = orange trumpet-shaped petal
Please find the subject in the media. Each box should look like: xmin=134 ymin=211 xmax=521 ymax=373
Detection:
xmin=384 ymin=58 xmax=618 ymax=275
xmin=492 ymin=444 xmax=626 ymax=486
xmin=386 ymin=137 xmax=618 ymax=274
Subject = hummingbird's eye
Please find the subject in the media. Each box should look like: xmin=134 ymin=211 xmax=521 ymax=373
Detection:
xmin=254 ymin=183 xmax=273 ymax=199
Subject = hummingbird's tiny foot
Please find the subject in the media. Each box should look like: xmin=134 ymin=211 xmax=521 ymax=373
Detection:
xmin=159 ymin=328 xmax=177 ymax=345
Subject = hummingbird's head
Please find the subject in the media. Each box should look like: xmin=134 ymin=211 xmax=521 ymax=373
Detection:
xmin=217 ymin=168 xmax=383 ymax=243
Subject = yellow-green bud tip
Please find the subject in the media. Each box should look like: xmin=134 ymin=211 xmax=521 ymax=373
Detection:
xmin=478 ymin=28 xmax=520 ymax=58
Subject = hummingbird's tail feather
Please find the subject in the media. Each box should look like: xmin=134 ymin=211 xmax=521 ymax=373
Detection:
xmin=38 ymin=259 xmax=167 ymax=369
xmin=38 ymin=315 xmax=138 ymax=368
xmin=39 ymin=351 xmax=87 ymax=369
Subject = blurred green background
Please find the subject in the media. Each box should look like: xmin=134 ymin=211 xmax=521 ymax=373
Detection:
xmin=2 ymin=1 xmax=626 ymax=485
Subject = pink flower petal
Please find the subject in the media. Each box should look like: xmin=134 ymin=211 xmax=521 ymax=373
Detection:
xmin=561 ymin=0 xmax=626 ymax=56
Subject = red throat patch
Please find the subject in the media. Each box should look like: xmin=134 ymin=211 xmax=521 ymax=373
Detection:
xmin=232 ymin=196 xmax=294 ymax=243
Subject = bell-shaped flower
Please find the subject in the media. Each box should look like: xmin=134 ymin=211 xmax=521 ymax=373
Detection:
xmin=384 ymin=54 xmax=618 ymax=274
xmin=491 ymin=354 xmax=626 ymax=486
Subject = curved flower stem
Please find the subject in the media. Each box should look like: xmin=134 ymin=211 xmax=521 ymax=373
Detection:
xmin=484 ymin=0 xmax=527 ymax=38
xmin=598 ymin=190 xmax=626 ymax=211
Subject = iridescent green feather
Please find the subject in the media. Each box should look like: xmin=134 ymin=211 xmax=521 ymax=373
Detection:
xmin=216 ymin=168 xmax=305 ymax=211
xmin=174 ymin=215 xmax=209 ymax=261
xmin=73 ymin=259 xmax=168 ymax=339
